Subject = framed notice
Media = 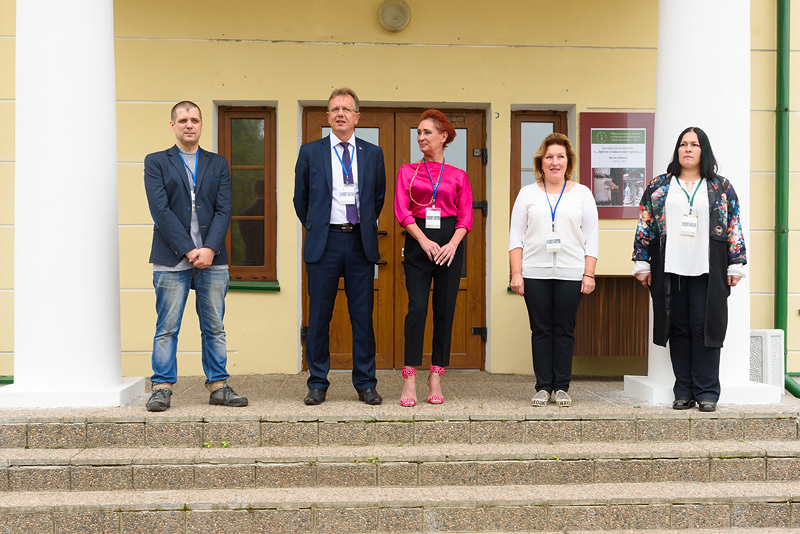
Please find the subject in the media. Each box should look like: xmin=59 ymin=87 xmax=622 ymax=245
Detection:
xmin=579 ymin=112 xmax=654 ymax=219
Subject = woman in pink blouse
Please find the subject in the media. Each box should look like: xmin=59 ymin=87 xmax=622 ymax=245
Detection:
xmin=394 ymin=109 xmax=473 ymax=406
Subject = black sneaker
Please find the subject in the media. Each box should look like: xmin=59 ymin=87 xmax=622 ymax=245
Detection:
xmin=146 ymin=388 xmax=172 ymax=412
xmin=697 ymin=400 xmax=717 ymax=412
xmin=209 ymin=384 xmax=249 ymax=407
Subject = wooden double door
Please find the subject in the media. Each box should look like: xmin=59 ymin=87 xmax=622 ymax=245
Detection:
xmin=301 ymin=108 xmax=486 ymax=370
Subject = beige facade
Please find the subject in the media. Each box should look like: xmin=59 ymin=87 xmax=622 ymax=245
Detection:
xmin=0 ymin=0 xmax=798 ymax=377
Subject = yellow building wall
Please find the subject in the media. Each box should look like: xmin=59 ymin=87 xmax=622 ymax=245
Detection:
xmin=0 ymin=0 xmax=798 ymax=378
xmin=749 ymin=0 xmax=800 ymax=372
xmin=0 ymin=0 xmax=14 ymax=374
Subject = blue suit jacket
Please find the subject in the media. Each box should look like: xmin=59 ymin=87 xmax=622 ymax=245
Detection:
xmin=144 ymin=145 xmax=232 ymax=266
xmin=293 ymin=135 xmax=386 ymax=263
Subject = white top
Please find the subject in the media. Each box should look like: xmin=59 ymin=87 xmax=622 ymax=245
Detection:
xmin=631 ymin=176 xmax=746 ymax=278
xmin=329 ymin=132 xmax=360 ymax=224
xmin=509 ymin=182 xmax=599 ymax=280
xmin=664 ymin=176 xmax=709 ymax=276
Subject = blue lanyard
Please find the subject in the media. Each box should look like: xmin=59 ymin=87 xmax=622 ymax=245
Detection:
xmin=544 ymin=180 xmax=567 ymax=231
xmin=333 ymin=143 xmax=355 ymax=184
xmin=423 ymin=159 xmax=445 ymax=208
xmin=177 ymin=150 xmax=198 ymax=188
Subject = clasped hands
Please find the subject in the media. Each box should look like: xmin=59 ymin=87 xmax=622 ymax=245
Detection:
xmin=186 ymin=247 xmax=215 ymax=269
xmin=420 ymin=238 xmax=457 ymax=266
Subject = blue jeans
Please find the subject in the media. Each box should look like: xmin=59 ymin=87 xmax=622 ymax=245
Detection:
xmin=151 ymin=268 xmax=230 ymax=385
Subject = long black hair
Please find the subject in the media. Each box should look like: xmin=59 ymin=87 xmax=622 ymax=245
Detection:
xmin=666 ymin=126 xmax=718 ymax=178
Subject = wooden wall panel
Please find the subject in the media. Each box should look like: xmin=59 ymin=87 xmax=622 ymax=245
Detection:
xmin=574 ymin=276 xmax=649 ymax=357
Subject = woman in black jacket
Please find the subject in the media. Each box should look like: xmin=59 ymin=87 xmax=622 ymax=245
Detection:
xmin=632 ymin=127 xmax=747 ymax=413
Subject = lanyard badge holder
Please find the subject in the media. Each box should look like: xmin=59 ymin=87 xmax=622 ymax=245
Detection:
xmin=677 ymin=178 xmax=704 ymax=237
xmin=409 ymin=159 xmax=444 ymax=229
xmin=178 ymin=151 xmax=199 ymax=211
xmin=545 ymin=180 xmax=567 ymax=250
xmin=334 ymin=144 xmax=356 ymax=205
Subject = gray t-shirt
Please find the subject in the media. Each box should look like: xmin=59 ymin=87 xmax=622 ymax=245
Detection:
xmin=153 ymin=149 xmax=227 ymax=272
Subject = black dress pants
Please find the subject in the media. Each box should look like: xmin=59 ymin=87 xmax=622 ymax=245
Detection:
xmin=305 ymin=229 xmax=376 ymax=392
xmin=668 ymin=273 xmax=721 ymax=402
xmin=523 ymin=278 xmax=583 ymax=393
xmin=403 ymin=217 xmax=464 ymax=367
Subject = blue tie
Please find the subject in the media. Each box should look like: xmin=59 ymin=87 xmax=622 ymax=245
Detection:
xmin=340 ymin=142 xmax=359 ymax=224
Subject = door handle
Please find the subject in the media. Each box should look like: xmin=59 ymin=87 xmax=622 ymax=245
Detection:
xmin=377 ymin=230 xmax=388 ymax=236
xmin=376 ymin=260 xmax=387 ymax=265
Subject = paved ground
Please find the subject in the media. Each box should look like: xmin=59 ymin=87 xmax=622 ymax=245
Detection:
xmin=1 ymin=371 xmax=798 ymax=418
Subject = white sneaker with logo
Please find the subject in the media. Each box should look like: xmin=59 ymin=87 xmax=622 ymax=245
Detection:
xmin=552 ymin=390 xmax=571 ymax=407
xmin=531 ymin=389 xmax=549 ymax=407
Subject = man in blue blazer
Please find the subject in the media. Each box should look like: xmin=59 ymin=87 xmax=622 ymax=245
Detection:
xmin=143 ymin=101 xmax=248 ymax=412
xmin=294 ymin=88 xmax=386 ymax=405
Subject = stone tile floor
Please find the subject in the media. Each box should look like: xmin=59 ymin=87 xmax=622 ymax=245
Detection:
xmin=1 ymin=371 xmax=798 ymax=419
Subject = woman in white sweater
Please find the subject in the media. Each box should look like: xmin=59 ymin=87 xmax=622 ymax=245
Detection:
xmin=509 ymin=133 xmax=599 ymax=407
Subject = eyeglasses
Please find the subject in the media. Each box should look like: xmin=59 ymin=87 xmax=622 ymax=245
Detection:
xmin=328 ymin=106 xmax=357 ymax=115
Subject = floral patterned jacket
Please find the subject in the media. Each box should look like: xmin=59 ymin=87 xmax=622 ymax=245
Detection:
xmin=632 ymin=173 xmax=747 ymax=266
xmin=631 ymin=173 xmax=746 ymax=348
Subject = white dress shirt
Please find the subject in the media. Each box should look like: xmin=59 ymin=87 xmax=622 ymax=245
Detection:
xmin=329 ymin=132 xmax=360 ymax=224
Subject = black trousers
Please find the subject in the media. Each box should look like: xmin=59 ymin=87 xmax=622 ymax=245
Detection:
xmin=523 ymin=278 xmax=583 ymax=393
xmin=668 ymin=273 xmax=721 ymax=402
xmin=403 ymin=217 xmax=464 ymax=367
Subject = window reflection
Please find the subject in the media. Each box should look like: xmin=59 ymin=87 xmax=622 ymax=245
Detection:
xmin=520 ymin=123 xmax=553 ymax=187
xmin=238 ymin=179 xmax=265 ymax=266
xmin=231 ymin=220 xmax=265 ymax=267
xmin=230 ymin=119 xmax=265 ymax=166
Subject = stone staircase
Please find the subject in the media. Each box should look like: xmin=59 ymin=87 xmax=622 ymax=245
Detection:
xmin=1 ymin=372 xmax=800 ymax=533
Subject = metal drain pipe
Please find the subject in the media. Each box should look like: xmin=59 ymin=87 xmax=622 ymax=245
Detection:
xmin=774 ymin=0 xmax=798 ymax=396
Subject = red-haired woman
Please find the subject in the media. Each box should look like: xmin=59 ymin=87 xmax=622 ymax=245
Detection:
xmin=394 ymin=110 xmax=473 ymax=406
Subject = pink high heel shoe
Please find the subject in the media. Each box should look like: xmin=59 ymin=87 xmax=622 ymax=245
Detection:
xmin=427 ymin=365 xmax=445 ymax=404
xmin=400 ymin=367 xmax=417 ymax=407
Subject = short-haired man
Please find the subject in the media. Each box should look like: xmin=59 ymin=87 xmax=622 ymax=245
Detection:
xmin=143 ymin=101 xmax=248 ymax=412
xmin=293 ymin=88 xmax=386 ymax=405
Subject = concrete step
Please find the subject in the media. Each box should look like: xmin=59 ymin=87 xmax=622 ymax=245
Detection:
xmin=4 ymin=440 xmax=800 ymax=493
xmin=2 ymin=410 xmax=799 ymax=449
xmin=2 ymin=482 xmax=800 ymax=532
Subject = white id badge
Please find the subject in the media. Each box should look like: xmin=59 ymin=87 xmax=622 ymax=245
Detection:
xmin=546 ymin=232 xmax=562 ymax=251
xmin=425 ymin=208 xmax=441 ymax=229
xmin=191 ymin=189 xmax=196 ymax=212
xmin=680 ymin=213 xmax=698 ymax=237
xmin=339 ymin=185 xmax=356 ymax=205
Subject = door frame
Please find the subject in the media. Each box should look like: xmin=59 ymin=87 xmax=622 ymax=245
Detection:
xmin=299 ymin=106 xmax=487 ymax=370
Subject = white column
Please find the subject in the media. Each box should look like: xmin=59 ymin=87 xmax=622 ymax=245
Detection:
xmin=1 ymin=0 xmax=143 ymax=407
xmin=625 ymin=0 xmax=781 ymax=404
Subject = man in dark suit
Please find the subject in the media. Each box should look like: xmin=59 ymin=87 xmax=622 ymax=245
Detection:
xmin=293 ymin=88 xmax=386 ymax=405
xmin=143 ymin=101 xmax=248 ymax=412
